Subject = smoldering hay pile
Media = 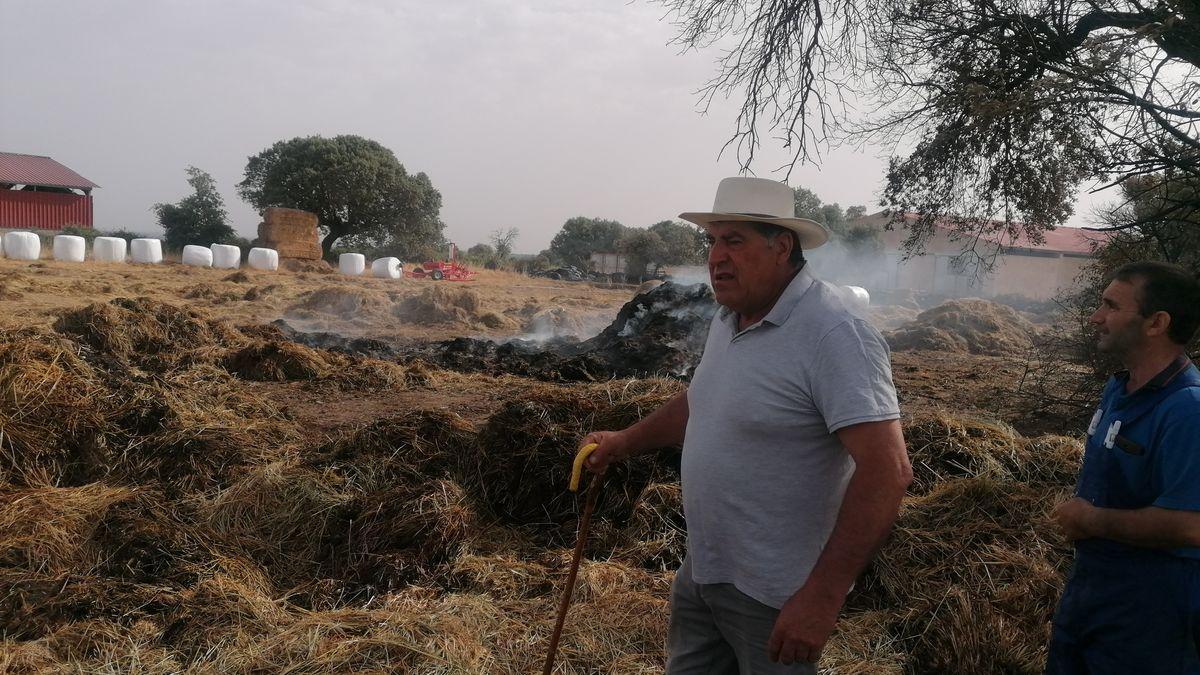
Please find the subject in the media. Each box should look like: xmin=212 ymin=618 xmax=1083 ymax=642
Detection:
xmin=280 ymin=281 xmax=720 ymax=381
xmin=1 ymin=294 xmax=1082 ymax=673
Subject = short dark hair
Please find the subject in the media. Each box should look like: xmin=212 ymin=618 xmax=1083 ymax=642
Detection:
xmin=1111 ymin=261 xmax=1200 ymax=345
xmin=748 ymin=221 xmax=806 ymax=269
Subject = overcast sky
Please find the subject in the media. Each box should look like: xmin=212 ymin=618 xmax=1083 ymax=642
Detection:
xmin=1 ymin=0 xmax=1108 ymax=253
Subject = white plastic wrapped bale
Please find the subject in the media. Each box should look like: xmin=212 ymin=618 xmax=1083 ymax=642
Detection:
xmin=131 ymin=238 xmax=163 ymax=264
xmin=93 ymin=236 xmax=127 ymax=263
xmin=182 ymin=244 xmax=213 ymax=267
xmin=247 ymin=247 xmax=279 ymax=271
xmin=53 ymin=235 xmax=87 ymax=262
xmin=841 ymin=285 xmax=871 ymax=312
xmin=2 ymin=231 xmax=41 ymax=261
xmin=339 ymin=253 xmax=366 ymax=276
xmin=211 ymin=244 xmax=241 ymax=269
xmin=371 ymin=257 xmax=403 ymax=279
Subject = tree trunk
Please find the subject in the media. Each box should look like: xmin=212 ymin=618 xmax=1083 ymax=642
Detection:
xmin=321 ymin=229 xmax=344 ymax=262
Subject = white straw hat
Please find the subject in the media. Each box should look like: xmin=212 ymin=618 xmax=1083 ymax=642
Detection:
xmin=679 ymin=177 xmax=829 ymax=249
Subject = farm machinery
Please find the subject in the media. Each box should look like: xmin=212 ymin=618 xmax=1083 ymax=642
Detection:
xmin=408 ymin=243 xmax=476 ymax=281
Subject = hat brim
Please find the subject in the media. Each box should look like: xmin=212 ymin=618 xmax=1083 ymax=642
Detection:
xmin=678 ymin=212 xmax=829 ymax=249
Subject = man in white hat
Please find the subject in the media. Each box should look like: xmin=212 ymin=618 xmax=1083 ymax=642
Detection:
xmin=581 ymin=177 xmax=912 ymax=673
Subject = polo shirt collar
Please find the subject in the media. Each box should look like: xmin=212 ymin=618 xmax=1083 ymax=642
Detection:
xmin=717 ymin=265 xmax=817 ymax=332
xmin=1115 ymin=353 xmax=1194 ymax=396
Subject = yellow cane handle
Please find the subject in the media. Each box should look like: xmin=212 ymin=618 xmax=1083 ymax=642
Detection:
xmin=570 ymin=443 xmax=599 ymax=492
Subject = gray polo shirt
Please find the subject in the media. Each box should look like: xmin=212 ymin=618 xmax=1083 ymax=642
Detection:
xmin=682 ymin=267 xmax=900 ymax=608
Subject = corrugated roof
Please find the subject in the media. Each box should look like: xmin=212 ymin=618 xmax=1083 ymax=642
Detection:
xmin=887 ymin=211 xmax=1108 ymax=255
xmin=0 ymin=152 xmax=99 ymax=190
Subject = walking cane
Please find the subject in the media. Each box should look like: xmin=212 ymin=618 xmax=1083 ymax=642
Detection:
xmin=541 ymin=443 xmax=604 ymax=675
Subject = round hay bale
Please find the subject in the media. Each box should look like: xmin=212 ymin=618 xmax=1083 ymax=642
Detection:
xmin=886 ymin=299 xmax=1037 ymax=356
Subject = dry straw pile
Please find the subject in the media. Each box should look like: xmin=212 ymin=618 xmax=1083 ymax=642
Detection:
xmin=887 ymin=299 xmax=1038 ymax=356
xmin=1 ymin=296 xmax=1082 ymax=673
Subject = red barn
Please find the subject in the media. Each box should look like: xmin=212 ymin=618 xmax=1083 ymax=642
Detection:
xmin=0 ymin=152 xmax=99 ymax=230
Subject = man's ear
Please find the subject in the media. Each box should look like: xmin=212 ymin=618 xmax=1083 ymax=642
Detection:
xmin=1145 ymin=310 xmax=1173 ymax=339
xmin=773 ymin=231 xmax=794 ymax=265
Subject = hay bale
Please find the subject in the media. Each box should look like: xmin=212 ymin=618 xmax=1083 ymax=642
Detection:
xmin=396 ymin=285 xmax=482 ymax=324
xmin=257 ymin=207 xmax=322 ymax=260
xmin=886 ymin=299 xmax=1036 ymax=356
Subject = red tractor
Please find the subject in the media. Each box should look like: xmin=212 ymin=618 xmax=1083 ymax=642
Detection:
xmin=408 ymin=243 xmax=476 ymax=281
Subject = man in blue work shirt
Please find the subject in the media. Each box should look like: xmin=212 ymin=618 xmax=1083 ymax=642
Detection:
xmin=1048 ymin=261 xmax=1200 ymax=674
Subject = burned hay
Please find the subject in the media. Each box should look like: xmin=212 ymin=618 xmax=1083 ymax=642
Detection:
xmin=223 ymin=341 xmax=330 ymax=381
xmin=312 ymin=409 xmax=477 ymax=489
xmin=886 ymin=298 xmax=1037 ymax=356
xmin=466 ymin=379 xmax=683 ymax=535
xmin=330 ymin=478 xmax=482 ymax=594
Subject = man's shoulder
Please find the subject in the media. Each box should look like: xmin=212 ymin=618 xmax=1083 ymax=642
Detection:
xmin=1161 ymin=380 xmax=1200 ymax=417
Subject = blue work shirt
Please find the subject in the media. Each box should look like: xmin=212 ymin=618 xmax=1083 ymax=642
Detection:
xmin=1075 ymin=354 xmax=1200 ymax=559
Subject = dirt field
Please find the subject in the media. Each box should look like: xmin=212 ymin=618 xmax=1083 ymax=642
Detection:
xmin=0 ymin=255 xmax=1085 ymax=673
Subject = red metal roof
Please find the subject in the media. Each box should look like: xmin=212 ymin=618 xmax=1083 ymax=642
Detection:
xmin=888 ymin=211 xmax=1108 ymax=255
xmin=0 ymin=152 xmax=99 ymax=191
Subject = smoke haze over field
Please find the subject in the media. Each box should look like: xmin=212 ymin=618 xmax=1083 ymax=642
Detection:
xmin=0 ymin=1 xmax=1107 ymax=252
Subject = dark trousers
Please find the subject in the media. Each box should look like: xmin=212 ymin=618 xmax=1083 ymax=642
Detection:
xmin=1048 ymin=546 xmax=1200 ymax=674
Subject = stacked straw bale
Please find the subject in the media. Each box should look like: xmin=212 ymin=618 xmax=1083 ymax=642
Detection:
xmin=256 ymin=207 xmax=322 ymax=260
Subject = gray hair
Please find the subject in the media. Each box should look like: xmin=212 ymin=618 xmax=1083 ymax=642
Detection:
xmin=749 ymin=221 xmax=806 ymax=269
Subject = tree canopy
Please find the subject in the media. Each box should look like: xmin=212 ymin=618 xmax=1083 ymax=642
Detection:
xmin=548 ymin=217 xmax=626 ymax=268
xmin=662 ymin=0 xmax=1200 ymax=254
xmin=153 ymin=166 xmax=236 ymax=251
xmin=648 ymin=220 xmax=707 ymax=265
xmin=237 ymin=135 xmax=443 ymax=259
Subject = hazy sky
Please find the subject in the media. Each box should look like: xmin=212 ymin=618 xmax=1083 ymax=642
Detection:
xmin=1 ymin=0 xmax=1108 ymax=253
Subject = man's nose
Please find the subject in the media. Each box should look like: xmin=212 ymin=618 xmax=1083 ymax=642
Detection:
xmin=1088 ymin=307 xmax=1104 ymax=324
